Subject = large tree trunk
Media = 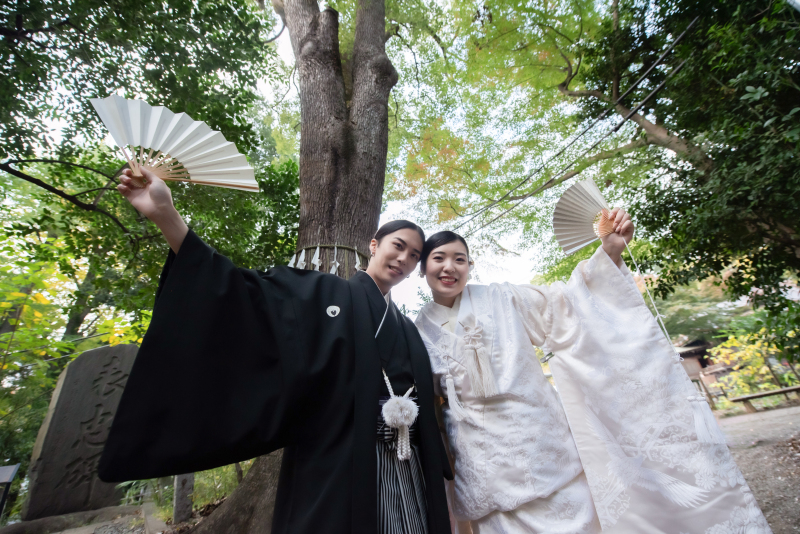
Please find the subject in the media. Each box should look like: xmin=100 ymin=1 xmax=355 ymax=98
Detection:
xmin=191 ymin=0 xmax=397 ymax=531
xmin=189 ymin=452 xmax=283 ymax=534
xmin=285 ymin=0 xmax=397 ymax=273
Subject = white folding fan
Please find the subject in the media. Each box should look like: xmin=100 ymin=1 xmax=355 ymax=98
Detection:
xmin=90 ymin=95 xmax=258 ymax=192
xmin=552 ymin=178 xmax=616 ymax=255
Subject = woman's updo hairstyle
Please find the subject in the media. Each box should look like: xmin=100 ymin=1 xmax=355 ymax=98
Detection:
xmin=420 ymin=231 xmax=470 ymax=274
xmin=374 ymin=219 xmax=426 ymax=245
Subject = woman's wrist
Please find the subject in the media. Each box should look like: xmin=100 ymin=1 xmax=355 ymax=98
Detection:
xmin=602 ymin=243 xmax=624 ymax=268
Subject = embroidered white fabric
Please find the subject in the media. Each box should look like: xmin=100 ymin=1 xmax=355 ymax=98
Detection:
xmin=415 ymin=247 xmax=771 ymax=533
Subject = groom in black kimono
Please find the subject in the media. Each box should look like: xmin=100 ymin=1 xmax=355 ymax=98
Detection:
xmin=99 ymin=168 xmax=452 ymax=534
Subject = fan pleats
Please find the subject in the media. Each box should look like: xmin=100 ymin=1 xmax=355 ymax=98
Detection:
xmin=552 ymin=178 xmax=610 ymax=255
xmin=90 ymin=95 xmax=258 ymax=192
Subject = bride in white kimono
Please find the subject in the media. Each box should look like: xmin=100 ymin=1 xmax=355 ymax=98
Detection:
xmin=414 ymin=210 xmax=771 ymax=534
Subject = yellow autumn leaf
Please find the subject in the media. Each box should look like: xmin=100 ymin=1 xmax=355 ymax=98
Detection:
xmin=32 ymin=294 xmax=50 ymax=304
xmin=0 ymin=302 xmax=11 ymax=308
xmin=34 ymin=311 xmax=43 ymax=317
xmin=9 ymin=292 xmax=28 ymax=298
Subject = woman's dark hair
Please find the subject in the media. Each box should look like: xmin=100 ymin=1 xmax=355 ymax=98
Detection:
xmin=374 ymin=220 xmax=426 ymax=245
xmin=420 ymin=231 xmax=469 ymax=273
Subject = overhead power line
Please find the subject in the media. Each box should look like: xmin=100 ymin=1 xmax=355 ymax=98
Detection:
xmin=453 ymin=16 xmax=699 ymax=232
xmin=464 ymin=57 xmax=690 ymax=237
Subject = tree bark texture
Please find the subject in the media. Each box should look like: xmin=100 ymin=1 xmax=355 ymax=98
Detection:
xmin=188 ymin=452 xmax=283 ymax=534
xmin=194 ymin=0 xmax=396 ymax=532
xmin=284 ymin=0 xmax=398 ymax=275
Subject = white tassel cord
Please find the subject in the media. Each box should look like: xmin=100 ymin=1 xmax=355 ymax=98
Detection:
xmin=689 ymin=395 xmax=728 ymax=444
xmin=623 ymin=239 xmax=725 ymax=445
xmin=462 ymin=325 xmax=498 ymax=398
xmin=445 ymin=374 xmax=468 ymax=422
xmin=381 ymin=369 xmax=419 ymax=461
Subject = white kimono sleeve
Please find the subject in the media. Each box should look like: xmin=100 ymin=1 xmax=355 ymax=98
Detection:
xmin=518 ymin=247 xmax=770 ymax=533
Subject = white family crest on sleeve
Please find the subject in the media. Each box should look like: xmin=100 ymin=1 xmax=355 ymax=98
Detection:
xmin=326 ymin=306 xmax=340 ymax=317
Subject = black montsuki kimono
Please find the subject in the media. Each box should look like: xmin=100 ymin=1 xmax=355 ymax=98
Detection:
xmin=98 ymin=230 xmax=452 ymax=534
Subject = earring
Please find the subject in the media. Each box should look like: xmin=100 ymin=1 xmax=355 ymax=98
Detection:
xmin=468 ymin=260 xmax=474 ymax=281
xmin=419 ymin=271 xmax=425 ymax=278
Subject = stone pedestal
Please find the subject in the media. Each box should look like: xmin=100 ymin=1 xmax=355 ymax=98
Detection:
xmin=21 ymin=345 xmax=138 ymax=520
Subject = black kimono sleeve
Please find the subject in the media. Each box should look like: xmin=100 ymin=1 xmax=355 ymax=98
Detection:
xmin=99 ymin=230 xmax=312 ymax=482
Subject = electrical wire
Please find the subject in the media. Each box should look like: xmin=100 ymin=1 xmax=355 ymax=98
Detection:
xmin=453 ymin=16 xmax=699 ymax=231
xmin=463 ymin=57 xmax=690 ymax=237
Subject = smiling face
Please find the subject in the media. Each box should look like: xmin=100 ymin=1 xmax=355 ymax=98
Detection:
xmin=423 ymin=240 xmax=470 ymax=307
xmin=365 ymin=228 xmax=423 ymax=294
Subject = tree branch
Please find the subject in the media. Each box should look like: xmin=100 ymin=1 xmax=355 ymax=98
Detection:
xmin=505 ymin=137 xmax=652 ymax=201
xmin=5 ymin=159 xmax=116 ymax=180
xmin=539 ymin=23 xmax=575 ymax=45
xmin=385 ymin=23 xmax=400 ymax=43
xmin=1 ymin=163 xmax=132 ymax=236
xmin=557 ymin=85 xmax=608 ymax=101
xmin=0 ymin=18 xmax=71 ymax=38
xmin=386 ymin=14 xmax=451 ymax=62
xmin=265 ymin=19 xmax=285 ymax=43
xmin=73 ymin=186 xmax=116 ymax=197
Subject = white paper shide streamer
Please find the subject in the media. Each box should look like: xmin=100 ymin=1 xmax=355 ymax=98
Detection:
xmin=329 ymin=246 xmax=340 ymax=275
xmin=296 ymin=250 xmax=306 ymax=270
xmin=90 ymin=95 xmax=258 ymax=192
xmin=311 ymin=246 xmax=321 ymax=271
xmin=381 ymin=370 xmax=418 ymax=461
xmin=552 ymin=178 xmax=725 ymax=445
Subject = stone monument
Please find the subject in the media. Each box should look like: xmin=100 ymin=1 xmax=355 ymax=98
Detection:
xmin=173 ymin=473 xmax=194 ymax=524
xmin=21 ymin=344 xmax=138 ymax=520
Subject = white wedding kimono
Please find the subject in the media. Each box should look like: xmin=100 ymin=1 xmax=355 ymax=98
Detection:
xmin=415 ymin=247 xmax=771 ymax=534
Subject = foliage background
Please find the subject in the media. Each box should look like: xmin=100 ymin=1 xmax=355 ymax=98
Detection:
xmin=3 ymin=0 xmax=800 ymax=525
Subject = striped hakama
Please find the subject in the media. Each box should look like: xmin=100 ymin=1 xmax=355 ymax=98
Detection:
xmin=377 ymin=396 xmax=428 ymax=534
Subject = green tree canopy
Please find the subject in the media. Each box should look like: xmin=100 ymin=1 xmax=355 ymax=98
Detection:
xmin=381 ymin=0 xmax=798 ymax=343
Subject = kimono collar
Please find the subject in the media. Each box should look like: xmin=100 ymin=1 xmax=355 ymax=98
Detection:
xmin=421 ymin=288 xmax=474 ymax=336
xmin=353 ymin=271 xmax=404 ymax=374
xmin=424 ymin=294 xmax=461 ymax=333
xmin=354 ymin=270 xmax=395 ymax=339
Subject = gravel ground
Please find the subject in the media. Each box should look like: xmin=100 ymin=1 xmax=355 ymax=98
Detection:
xmin=718 ymin=405 xmax=800 ymax=534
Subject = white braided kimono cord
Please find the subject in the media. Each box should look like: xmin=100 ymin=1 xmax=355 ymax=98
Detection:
xmin=623 ymin=238 xmax=726 ymax=444
xmin=622 ymin=239 xmax=681 ymax=361
xmin=382 ymin=370 xmax=416 ymax=461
